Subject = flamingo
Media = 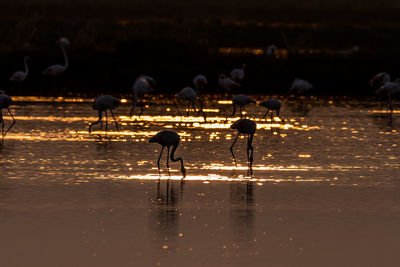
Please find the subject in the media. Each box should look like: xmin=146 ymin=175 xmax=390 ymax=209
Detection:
xmin=230 ymin=119 xmax=256 ymax=175
xmin=265 ymin=44 xmax=277 ymax=56
xmin=289 ymin=78 xmax=313 ymax=94
xmin=219 ymin=74 xmax=241 ymax=92
xmin=193 ymin=74 xmax=208 ymax=120
xmin=259 ymin=99 xmax=285 ymax=124
xmin=175 ymin=87 xmax=198 ymax=116
xmin=370 ymin=72 xmax=391 ymax=89
xmin=10 ymin=56 xmax=31 ymax=85
xmin=230 ymin=94 xmax=256 ymax=118
xmin=130 ymin=75 xmax=155 ymax=117
xmin=88 ymin=95 xmax=120 ymax=134
xmin=149 ymin=130 xmax=186 ymax=178
xmin=0 ymin=90 xmax=16 ymax=138
xmin=376 ymin=79 xmax=400 ymax=121
xmin=230 ymin=64 xmax=246 ymax=82
xmin=42 ymin=37 xmax=70 ymax=76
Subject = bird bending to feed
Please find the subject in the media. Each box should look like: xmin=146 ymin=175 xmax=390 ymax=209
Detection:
xmin=230 ymin=64 xmax=246 ymax=82
xmin=149 ymin=130 xmax=186 ymax=178
xmin=370 ymin=72 xmax=391 ymax=89
xmin=289 ymin=78 xmax=313 ymax=95
xmin=230 ymin=94 xmax=256 ymax=118
xmin=175 ymin=87 xmax=198 ymax=116
xmin=42 ymin=37 xmax=70 ymax=76
xmin=259 ymin=99 xmax=285 ymax=124
xmin=219 ymin=74 xmax=241 ymax=92
xmin=10 ymin=56 xmax=31 ymax=83
xmin=130 ymin=75 xmax=155 ymax=117
xmin=230 ymin=119 xmax=256 ymax=175
xmin=89 ymin=95 xmax=120 ymax=134
xmin=0 ymin=90 xmax=16 ymax=138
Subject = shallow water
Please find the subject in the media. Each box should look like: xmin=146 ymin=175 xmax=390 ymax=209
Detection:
xmin=1 ymin=97 xmax=400 ymax=266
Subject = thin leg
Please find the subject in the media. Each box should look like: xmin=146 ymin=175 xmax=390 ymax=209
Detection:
xmin=230 ymin=133 xmax=240 ymax=167
xmin=262 ymin=110 xmax=269 ymax=119
xmin=247 ymin=133 xmax=254 ymax=175
xmin=109 ymin=109 xmax=119 ymax=132
xmin=129 ymin=98 xmax=137 ymax=117
xmin=0 ymin=111 xmax=4 ymax=138
xmin=276 ymin=110 xmax=285 ymax=124
xmin=166 ymin=146 xmax=170 ymax=177
xmin=89 ymin=110 xmax=102 ymax=133
xmin=174 ymin=101 xmax=182 ymax=117
xmin=138 ymin=106 xmax=144 ymax=117
xmin=105 ymin=110 xmax=108 ymax=134
xmin=187 ymin=101 xmax=190 ymax=116
xmin=3 ymin=108 xmax=16 ymax=137
xmin=157 ymin=146 xmax=165 ymax=177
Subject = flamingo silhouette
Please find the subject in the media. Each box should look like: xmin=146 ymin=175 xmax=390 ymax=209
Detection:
xmin=230 ymin=64 xmax=246 ymax=82
xmin=259 ymin=99 xmax=285 ymax=124
xmin=370 ymin=72 xmax=390 ymax=89
xmin=265 ymin=44 xmax=277 ymax=56
xmin=149 ymin=130 xmax=186 ymax=178
xmin=230 ymin=119 xmax=256 ymax=175
xmin=376 ymin=79 xmax=400 ymax=122
xmin=130 ymin=75 xmax=155 ymax=117
xmin=0 ymin=90 xmax=16 ymax=138
xmin=289 ymin=78 xmax=313 ymax=94
xmin=175 ymin=87 xmax=198 ymax=116
xmin=42 ymin=38 xmax=70 ymax=92
xmin=219 ymin=74 xmax=241 ymax=92
xmin=230 ymin=94 xmax=256 ymax=118
xmin=10 ymin=56 xmax=31 ymax=88
xmin=89 ymin=95 xmax=120 ymax=134
xmin=193 ymin=74 xmax=208 ymax=120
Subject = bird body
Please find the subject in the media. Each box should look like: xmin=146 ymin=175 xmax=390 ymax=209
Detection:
xmin=89 ymin=95 xmax=120 ymax=134
xmin=265 ymin=44 xmax=277 ymax=56
xmin=176 ymin=87 xmax=197 ymax=101
xmin=230 ymin=64 xmax=246 ymax=82
xmin=259 ymin=99 xmax=285 ymax=123
xmin=193 ymin=75 xmax=207 ymax=92
xmin=370 ymin=72 xmax=391 ymax=88
xmin=375 ymin=79 xmax=400 ymax=122
xmin=219 ymin=74 xmax=241 ymax=92
xmin=230 ymin=119 xmax=256 ymax=175
xmin=289 ymin=78 xmax=313 ymax=94
xmin=42 ymin=38 xmax=70 ymax=76
xmin=130 ymin=75 xmax=155 ymax=116
xmin=0 ymin=90 xmax=16 ymax=138
xmin=149 ymin=130 xmax=186 ymax=178
xmin=10 ymin=56 xmax=30 ymax=82
xmin=230 ymin=94 xmax=256 ymax=118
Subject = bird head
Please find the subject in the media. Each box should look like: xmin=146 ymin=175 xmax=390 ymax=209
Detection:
xmin=149 ymin=136 xmax=157 ymax=143
xmin=58 ymin=38 xmax=71 ymax=47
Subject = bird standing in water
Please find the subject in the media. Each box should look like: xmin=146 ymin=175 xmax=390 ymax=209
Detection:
xmin=230 ymin=94 xmax=256 ymax=118
xmin=376 ymin=79 xmax=400 ymax=123
xmin=175 ymin=87 xmax=198 ymax=116
xmin=89 ymin=95 xmax=120 ymax=134
xmin=130 ymin=75 xmax=155 ymax=117
xmin=230 ymin=119 xmax=256 ymax=175
xmin=230 ymin=64 xmax=246 ymax=82
xmin=0 ymin=90 xmax=16 ymax=138
xmin=370 ymin=72 xmax=391 ymax=89
xmin=259 ymin=99 xmax=285 ymax=124
xmin=149 ymin=130 xmax=186 ymax=178
xmin=10 ymin=56 xmax=31 ymax=91
xmin=219 ymin=74 xmax=241 ymax=92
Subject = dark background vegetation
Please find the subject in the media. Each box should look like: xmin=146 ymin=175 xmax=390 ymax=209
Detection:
xmin=1 ymin=0 xmax=400 ymax=96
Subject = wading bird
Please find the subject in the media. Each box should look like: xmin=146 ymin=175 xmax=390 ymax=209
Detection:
xmin=289 ymin=78 xmax=313 ymax=95
xmin=259 ymin=99 xmax=285 ymax=124
xmin=130 ymin=75 xmax=155 ymax=117
xmin=230 ymin=94 xmax=256 ymax=118
xmin=370 ymin=72 xmax=391 ymax=89
xmin=10 ymin=56 xmax=31 ymax=87
xmin=175 ymin=87 xmax=198 ymax=116
xmin=230 ymin=64 xmax=246 ymax=82
xmin=376 ymin=79 xmax=400 ymax=122
xmin=219 ymin=74 xmax=241 ymax=92
xmin=0 ymin=90 xmax=16 ymax=138
xmin=265 ymin=44 xmax=277 ymax=56
xmin=149 ymin=130 xmax=186 ymax=178
xmin=230 ymin=119 xmax=256 ymax=175
xmin=89 ymin=95 xmax=120 ymax=134
xmin=193 ymin=74 xmax=208 ymax=120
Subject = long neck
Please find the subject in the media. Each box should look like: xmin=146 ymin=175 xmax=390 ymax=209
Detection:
xmin=61 ymin=45 xmax=68 ymax=70
xmin=170 ymin=144 xmax=186 ymax=177
xmin=24 ymin=58 xmax=29 ymax=77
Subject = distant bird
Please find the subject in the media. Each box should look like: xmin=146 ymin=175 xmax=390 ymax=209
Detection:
xmin=89 ymin=95 xmax=120 ymax=134
xmin=230 ymin=94 xmax=256 ymax=118
xmin=219 ymin=74 xmax=241 ymax=92
xmin=193 ymin=74 xmax=208 ymax=120
xmin=149 ymin=130 xmax=186 ymax=178
xmin=42 ymin=37 xmax=70 ymax=76
xmin=230 ymin=119 xmax=257 ymax=175
xmin=376 ymin=79 xmax=400 ymax=120
xmin=175 ymin=87 xmax=198 ymax=116
xmin=0 ymin=90 xmax=16 ymax=138
xmin=289 ymin=78 xmax=313 ymax=95
xmin=10 ymin=56 xmax=31 ymax=84
xmin=259 ymin=99 xmax=285 ymax=124
xmin=130 ymin=75 xmax=155 ymax=117
xmin=370 ymin=72 xmax=391 ymax=89
xmin=230 ymin=64 xmax=246 ymax=82
xmin=265 ymin=44 xmax=277 ymax=56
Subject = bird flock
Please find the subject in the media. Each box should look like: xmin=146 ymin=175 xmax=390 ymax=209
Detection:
xmin=1 ymin=37 xmax=397 ymax=179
